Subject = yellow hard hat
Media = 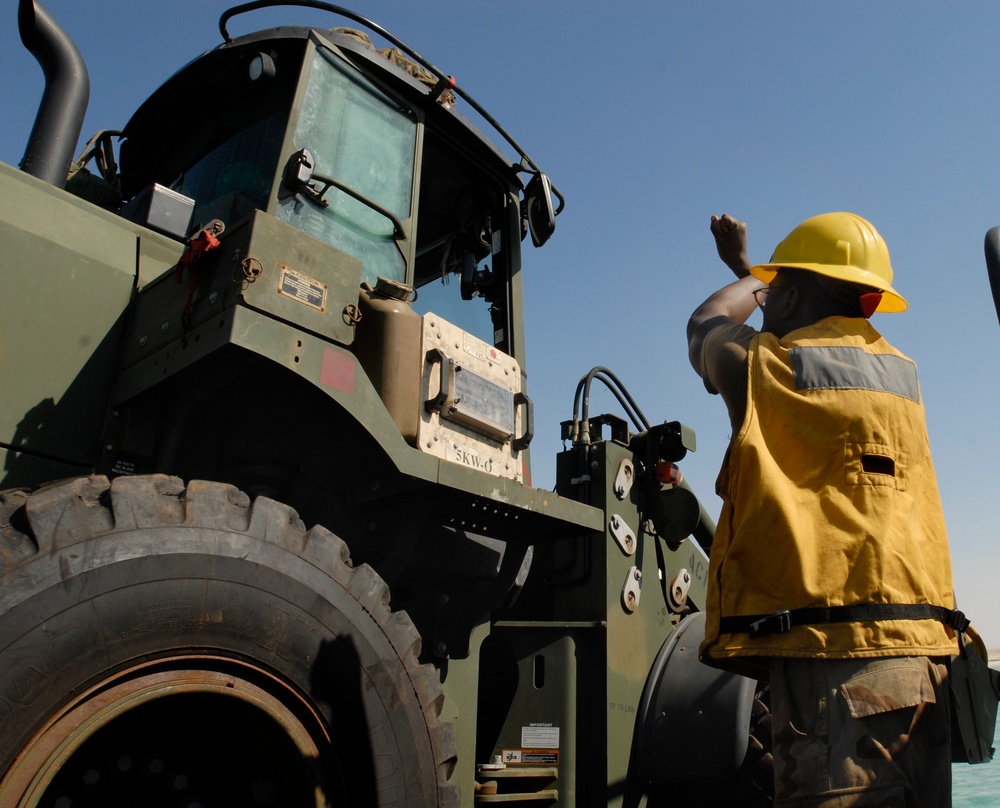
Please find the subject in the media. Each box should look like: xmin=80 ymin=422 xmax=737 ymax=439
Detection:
xmin=750 ymin=212 xmax=908 ymax=313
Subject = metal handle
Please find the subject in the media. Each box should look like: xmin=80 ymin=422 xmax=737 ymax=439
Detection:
xmin=513 ymin=391 xmax=533 ymax=451
xmin=424 ymin=348 xmax=457 ymax=414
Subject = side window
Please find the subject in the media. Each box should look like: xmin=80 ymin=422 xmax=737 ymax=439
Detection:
xmin=175 ymin=110 xmax=287 ymax=227
xmin=277 ymin=47 xmax=417 ymax=285
xmin=412 ymin=131 xmax=508 ymax=347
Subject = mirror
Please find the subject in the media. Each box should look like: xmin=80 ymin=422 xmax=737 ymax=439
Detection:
xmin=524 ymin=172 xmax=556 ymax=247
xmin=985 ymin=226 xmax=1000 ymax=328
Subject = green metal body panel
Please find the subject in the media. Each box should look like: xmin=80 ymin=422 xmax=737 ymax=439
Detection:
xmin=476 ymin=440 xmax=711 ymax=805
xmin=118 ymin=210 xmax=365 ymax=385
xmin=442 ymin=621 xmax=492 ymax=803
xmin=107 ymin=208 xmax=603 ymax=541
xmin=0 ymin=162 xmax=182 ymax=489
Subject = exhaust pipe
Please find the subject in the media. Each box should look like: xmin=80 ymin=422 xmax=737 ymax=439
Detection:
xmin=18 ymin=0 xmax=90 ymax=188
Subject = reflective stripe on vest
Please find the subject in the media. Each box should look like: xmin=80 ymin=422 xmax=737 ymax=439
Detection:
xmin=789 ymin=345 xmax=920 ymax=402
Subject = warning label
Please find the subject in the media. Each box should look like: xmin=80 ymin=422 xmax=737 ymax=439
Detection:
xmin=522 ymin=722 xmax=560 ymax=749
xmin=501 ymin=749 xmax=559 ymax=766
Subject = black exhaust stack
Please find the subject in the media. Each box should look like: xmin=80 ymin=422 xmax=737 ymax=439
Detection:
xmin=18 ymin=0 xmax=90 ymax=188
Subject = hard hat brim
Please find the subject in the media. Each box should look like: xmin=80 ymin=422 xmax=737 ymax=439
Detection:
xmin=750 ymin=262 xmax=908 ymax=313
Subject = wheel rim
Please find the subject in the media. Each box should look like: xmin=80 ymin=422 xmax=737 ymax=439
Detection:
xmin=1 ymin=655 xmax=333 ymax=808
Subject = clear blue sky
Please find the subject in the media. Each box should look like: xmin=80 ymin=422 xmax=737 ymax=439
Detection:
xmin=3 ymin=1 xmax=999 ymax=648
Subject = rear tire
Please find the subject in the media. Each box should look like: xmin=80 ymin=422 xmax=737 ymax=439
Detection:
xmin=0 ymin=474 xmax=459 ymax=807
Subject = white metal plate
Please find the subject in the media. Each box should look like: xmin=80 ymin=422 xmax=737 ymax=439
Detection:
xmin=418 ymin=313 xmax=524 ymax=482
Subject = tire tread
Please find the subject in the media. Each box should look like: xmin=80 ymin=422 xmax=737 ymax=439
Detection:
xmin=2 ymin=474 xmax=460 ymax=807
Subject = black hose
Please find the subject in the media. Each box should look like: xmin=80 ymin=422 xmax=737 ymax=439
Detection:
xmin=571 ymin=366 xmax=650 ymax=442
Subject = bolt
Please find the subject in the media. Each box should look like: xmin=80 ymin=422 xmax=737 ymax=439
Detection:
xmin=437 ymin=642 xmax=448 ymax=655
xmin=209 ymin=291 xmax=218 ymax=304
xmin=625 ymin=535 xmax=634 ymax=549
xmin=139 ymin=335 xmax=148 ymax=347
xmin=161 ymin=321 xmax=169 ymax=333
xmin=634 ymin=569 xmax=642 ymax=581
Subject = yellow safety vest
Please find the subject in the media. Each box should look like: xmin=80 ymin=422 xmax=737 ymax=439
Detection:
xmin=700 ymin=318 xmax=956 ymax=667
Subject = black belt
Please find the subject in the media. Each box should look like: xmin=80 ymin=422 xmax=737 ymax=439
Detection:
xmin=720 ymin=604 xmax=969 ymax=639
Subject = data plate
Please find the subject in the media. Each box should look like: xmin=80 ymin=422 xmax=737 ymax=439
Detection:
xmin=278 ymin=264 xmax=328 ymax=311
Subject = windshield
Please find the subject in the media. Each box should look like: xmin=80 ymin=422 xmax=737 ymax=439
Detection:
xmin=277 ymin=46 xmax=416 ymax=285
xmin=275 ymin=38 xmax=516 ymax=350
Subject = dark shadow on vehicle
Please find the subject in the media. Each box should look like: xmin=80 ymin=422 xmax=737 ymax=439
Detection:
xmin=310 ymin=634 xmax=379 ymax=806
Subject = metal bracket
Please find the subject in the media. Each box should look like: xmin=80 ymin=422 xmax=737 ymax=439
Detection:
xmin=622 ymin=566 xmax=642 ymax=612
xmin=613 ymin=458 xmax=634 ymax=500
xmin=667 ymin=568 xmax=691 ymax=613
xmin=609 ymin=514 xmax=636 ymax=556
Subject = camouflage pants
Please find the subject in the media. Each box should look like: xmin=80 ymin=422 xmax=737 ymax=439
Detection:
xmin=769 ymin=656 xmax=951 ymax=807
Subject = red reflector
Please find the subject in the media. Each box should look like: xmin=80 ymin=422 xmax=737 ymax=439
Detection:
xmin=655 ymin=462 xmax=680 ymax=485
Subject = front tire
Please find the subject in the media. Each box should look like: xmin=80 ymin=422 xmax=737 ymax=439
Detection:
xmin=0 ymin=474 xmax=459 ymax=807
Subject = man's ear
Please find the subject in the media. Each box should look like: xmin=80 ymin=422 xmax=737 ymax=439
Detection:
xmin=781 ymin=284 xmax=800 ymax=316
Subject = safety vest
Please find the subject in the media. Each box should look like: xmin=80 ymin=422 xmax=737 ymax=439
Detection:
xmin=700 ymin=318 xmax=956 ymax=667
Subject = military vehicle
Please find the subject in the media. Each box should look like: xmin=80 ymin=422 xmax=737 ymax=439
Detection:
xmin=1 ymin=1 xmax=994 ymax=806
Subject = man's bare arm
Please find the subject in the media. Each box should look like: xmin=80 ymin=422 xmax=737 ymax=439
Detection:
xmin=687 ymin=215 xmax=763 ymax=377
xmin=687 ymin=276 xmax=761 ymax=376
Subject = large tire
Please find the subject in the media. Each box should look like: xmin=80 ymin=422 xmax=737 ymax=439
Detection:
xmin=0 ymin=474 xmax=460 ymax=807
